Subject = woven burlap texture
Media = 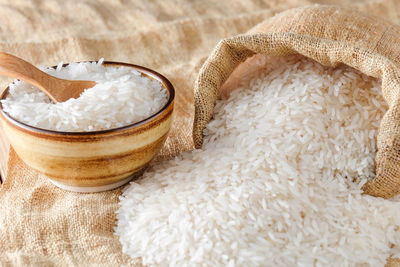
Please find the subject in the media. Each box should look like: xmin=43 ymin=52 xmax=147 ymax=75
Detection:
xmin=194 ymin=5 xmax=400 ymax=200
xmin=1 ymin=1 xmax=400 ymax=266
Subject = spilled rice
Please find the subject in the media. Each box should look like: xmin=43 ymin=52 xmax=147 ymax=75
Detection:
xmin=116 ymin=55 xmax=400 ymax=266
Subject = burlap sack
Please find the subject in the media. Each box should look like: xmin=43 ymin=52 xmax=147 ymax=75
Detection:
xmin=1 ymin=1 xmax=400 ymax=266
xmin=194 ymin=5 xmax=400 ymax=199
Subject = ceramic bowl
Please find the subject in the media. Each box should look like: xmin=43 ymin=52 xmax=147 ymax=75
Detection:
xmin=0 ymin=62 xmax=174 ymax=192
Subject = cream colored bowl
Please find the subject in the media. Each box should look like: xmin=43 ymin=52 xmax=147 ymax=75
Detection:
xmin=0 ymin=62 xmax=174 ymax=192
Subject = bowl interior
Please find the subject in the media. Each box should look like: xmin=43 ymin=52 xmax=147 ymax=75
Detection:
xmin=0 ymin=61 xmax=175 ymax=136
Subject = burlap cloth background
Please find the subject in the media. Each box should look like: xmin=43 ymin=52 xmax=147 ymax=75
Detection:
xmin=1 ymin=0 xmax=400 ymax=266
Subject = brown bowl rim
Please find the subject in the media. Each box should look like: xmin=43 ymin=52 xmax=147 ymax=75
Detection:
xmin=0 ymin=61 xmax=175 ymax=136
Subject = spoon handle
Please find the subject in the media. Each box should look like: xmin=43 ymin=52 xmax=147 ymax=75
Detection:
xmin=0 ymin=52 xmax=58 ymax=101
xmin=0 ymin=52 xmax=96 ymax=103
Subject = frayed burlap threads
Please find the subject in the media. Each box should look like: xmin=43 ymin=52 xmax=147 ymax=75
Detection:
xmin=193 ymin=5 xmax=400 ymax=199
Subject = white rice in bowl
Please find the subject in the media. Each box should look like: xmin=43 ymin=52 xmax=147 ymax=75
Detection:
xmin=116 ymin=55 xmax=400 ymax=266
xmin=1 ymin=60 xmax=169 ymax=132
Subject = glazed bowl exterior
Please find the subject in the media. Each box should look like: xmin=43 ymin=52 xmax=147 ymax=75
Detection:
xmin=0 ymin=62 xmax=174 ymax=192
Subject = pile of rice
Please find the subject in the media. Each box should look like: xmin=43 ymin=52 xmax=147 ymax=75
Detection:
xmin=116 ymin=55 xmax=400 ymax=266
xmin=1 ymin=60 xmax=168 ymax=131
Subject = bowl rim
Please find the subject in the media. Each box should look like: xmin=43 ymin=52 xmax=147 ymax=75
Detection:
xmin=0 ymin=61 xmax=175 ymax=136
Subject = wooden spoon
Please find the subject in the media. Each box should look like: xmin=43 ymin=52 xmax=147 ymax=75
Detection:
xmin=0 ymin=52 xmax=96 ymax=102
